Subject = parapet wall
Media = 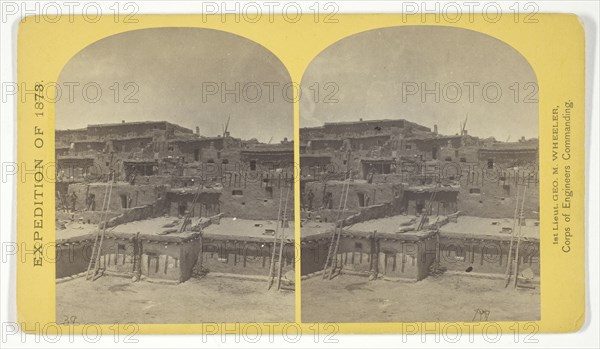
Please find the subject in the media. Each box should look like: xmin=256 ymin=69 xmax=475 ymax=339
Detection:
xmin=106 ymin=198 xmax=169 ymax=228
xmin=342 ymin=198 xmax=404 ymax=226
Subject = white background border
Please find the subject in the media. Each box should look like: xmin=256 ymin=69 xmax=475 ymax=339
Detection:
xmin=1 ymin=1 xmax=598 ymax=348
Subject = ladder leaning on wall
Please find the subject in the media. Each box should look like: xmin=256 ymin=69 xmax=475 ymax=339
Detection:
xmin=85 ymin=172 xmax=115 ymax=281
xmin=416 ymin=182 xmax=440 ymax=231
xmin=322 ymin=172 xmax=351 ymax=280
xmin=179 ymin=185 xmax=203 ymax=233
xmin=267 ymin=184 xmax=291 ymax=290
xmin=505 ymin=184 xmax=528 ymax=288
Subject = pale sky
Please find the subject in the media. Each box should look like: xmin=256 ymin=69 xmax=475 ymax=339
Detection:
xmin=57 ymin=28 xmax=293 ymax=143
xmin=300 ymin=26 xmax=538 ymax=141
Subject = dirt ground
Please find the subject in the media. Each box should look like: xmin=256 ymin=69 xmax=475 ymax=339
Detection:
xmin=302 ymin=274 xmax=540 ymax=323
xmin=57 ymin=275 xmax=294 ymax=324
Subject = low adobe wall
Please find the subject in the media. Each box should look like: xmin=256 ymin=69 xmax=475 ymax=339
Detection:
xmin=304 ymin=180 xmax=402 ymax=212
xmin=437 ymin=234 xmax=540 ymax=276
xmin=201 ymin=234 xmax=295 ymax=277
xmin=301 ymin=231 xmax=436 ymax=281
xmin=55 ymin=229 xmax=297 ymax=282
xmin=66 ymin=182 xmax=167 ymax=212
xmin=55 ymin=232 xmax=201 ymax=282
xmin=105 ymin=198 xmax=169 ymax=228
xmin=300 ymin=229 xmax=540 ymax=281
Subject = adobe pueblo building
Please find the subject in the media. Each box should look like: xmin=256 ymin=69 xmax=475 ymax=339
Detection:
xmin=55 ymin=121 xmax=294 ymax=290
xmin=300 ymin=118 xmax=539 ymax=286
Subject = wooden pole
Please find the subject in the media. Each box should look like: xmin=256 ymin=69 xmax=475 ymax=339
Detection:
xmin=276 ymin=186 xmax=291 ymax=290
xmin=513 ymin=185 xmax=528 ymax=288
xmin=267 ymin=187 xmax=284 ymax=290
xmin=504 ymin=185 xmax=521 ymax=287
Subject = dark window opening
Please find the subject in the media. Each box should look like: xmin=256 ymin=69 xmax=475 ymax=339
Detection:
xmin=232 ymin=189 xmax=243 ymax=196
xmin=194 ymin=149 xmax=200 ymax=161
xmin=460 ymin=157 xmax=466 ymax=162
xmin=222 ymin=159 xmax=229 ymax=164
xmin=178 ymin=202 xmax=187 ymax=216
xmin=503 ymin=184 xmax=511 ymax=195
xmin=324 ymin=192 xmax=333 ymax=209
xmin=207 ymin=159 xmax=215 ymax=163
xmin=469 ymin=188 xmax=481 ymax=194
xmin=487 ymin=158 xmax=494 ymax=169
xmin=445 ymin=157 xmax=452 ymax=161
xmin=250 ymin=160 xmax=257 ymax=171
xmin=120 ymin=194 xmax=128 ymax=208
xmin=357 ymin=193 xmax=366 ymax=207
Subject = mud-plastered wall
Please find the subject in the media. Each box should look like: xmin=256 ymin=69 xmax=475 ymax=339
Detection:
xmin=200 ymin=237 xmax=295 ymax=277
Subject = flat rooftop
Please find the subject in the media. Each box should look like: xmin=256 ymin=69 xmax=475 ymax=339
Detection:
xmin=301 ymin=221 xmax=336 ymax=237
xmin=350 ymin=215 xmax=434 ymax=234
xmin=111 ymin=216 xmax=198 ymax=238
xmin=57 ymin=216 xmax=201 ymax=242
xmin=440 ymin=216 xmax=539 ymax=240
xmin=57 ymin=222 xmax=99 ymax=241
xmin=203 ymin=217 xmax=293 ymax=240
xmin=57 ymin=216 xmax=294 ymax=242
xmin=301 ymin=215 xmax=539 ymax=242
xmin=301 ymin=215 xmax=436 ymax=240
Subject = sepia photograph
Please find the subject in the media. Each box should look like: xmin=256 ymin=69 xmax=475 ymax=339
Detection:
xmin=299 ymin=26 xmax=540 ymax=323
xmin=54 ymin=28 xmax=295 ymax=324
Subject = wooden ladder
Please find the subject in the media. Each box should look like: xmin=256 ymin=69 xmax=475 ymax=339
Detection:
xmin=416 ymin=182 xmax=440 ymax=231
xmin=179 ymin=185 xmax=203 ymax=233
xmin=322 ymin=173 xmax=351 ymax=280
xmin=267 ymin=184 xmax=291 ymax=290
xmin=505 ymin=185 xmax=527 ymax=288
xmin=85 ymin=173 xmax=114 ymax=281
